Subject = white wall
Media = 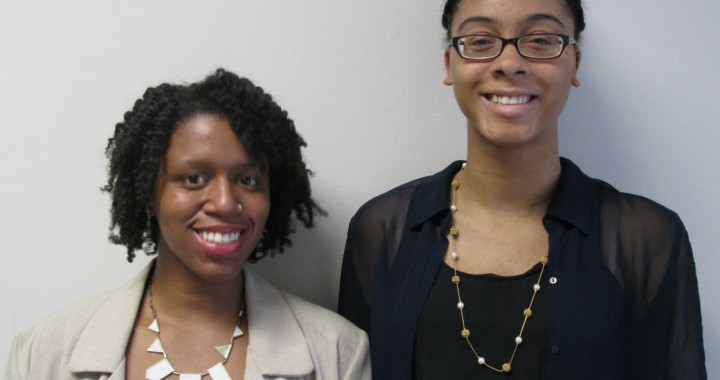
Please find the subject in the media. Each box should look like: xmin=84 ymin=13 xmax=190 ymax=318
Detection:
xmin=1 ymin=0 xmax=717 ymax=376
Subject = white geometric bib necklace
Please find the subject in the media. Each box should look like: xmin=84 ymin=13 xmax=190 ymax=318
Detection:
xmin=145 ymin=279 xmax=244 ymax=380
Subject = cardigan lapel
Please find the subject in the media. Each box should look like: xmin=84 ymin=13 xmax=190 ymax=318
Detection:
xmin=65 ymin=264 xmax=314 ymax=378
xmin=244 ymin=267 xmax=314 ymax=377
xmin=67 ymin=263 xmax=152 ymax=376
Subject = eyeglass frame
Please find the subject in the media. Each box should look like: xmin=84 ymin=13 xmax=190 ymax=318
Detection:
xmin=450 ymin=34 xmax=577 ymax=61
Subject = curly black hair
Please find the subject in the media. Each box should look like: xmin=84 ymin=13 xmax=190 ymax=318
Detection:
xmin=441 ymin=0 xmax=586 ymax=43
xmin=103 ymin=68 xmax=325 ymax=262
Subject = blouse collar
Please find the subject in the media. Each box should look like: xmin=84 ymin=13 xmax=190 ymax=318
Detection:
xmin=406 ymin=158 xmax=594 ymax=235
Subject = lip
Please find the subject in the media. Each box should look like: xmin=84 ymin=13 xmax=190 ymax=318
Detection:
xmin=193 ymin=225 xmax=247 ymax=258
xmin=481 ymin=91 xmax=538 ymax=118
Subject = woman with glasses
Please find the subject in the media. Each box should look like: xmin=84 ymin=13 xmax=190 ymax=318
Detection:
xmin=338 ymin=0 xmax=706 ymax=379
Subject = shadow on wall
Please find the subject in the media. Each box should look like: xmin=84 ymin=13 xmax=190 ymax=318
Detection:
xmin=558 ymin=60 xmax=637 ymax=184
xmin=249 ymin=225 xmax=340 ymax=310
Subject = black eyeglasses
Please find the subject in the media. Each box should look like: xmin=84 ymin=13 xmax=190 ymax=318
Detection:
xmin=451 ymin=34 xmax=576 ymax=60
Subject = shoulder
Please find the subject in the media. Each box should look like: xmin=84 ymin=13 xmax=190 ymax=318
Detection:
xmin=592 ymin=176 xmax=686 ymax=235
xmin=245 ymin=267 xmax=366 ymax=344
xmin=610 ymin=190 xmax=690 ymax=266
xmin=350 ymin=161 xmax=463 ymax=228
xmin=618 ymin=192 xmax=682 ymax=226
xmin=14 ymin=290 xmax=114 ymax=347
xmin=561 ymin=158 xmax=685 ymax=234
xmin=283 ymin=291 xmax=368 ymax=343
xmin=12 ymin=264 xmax=151 ymax=350
xmin=349 ymin=175 xmax=424 ymax=227
xmin=7 ymin=264 xmax=151 ymax=379
xmin=570 ymin=163 xmax=692 ymax=271
xmin=7 ymin=291 xmax=116 ymax=377
xmin=279 ymin=291 xmax=371 ymax=378
xmin=244 ymin=269 xmax=370 ymax=378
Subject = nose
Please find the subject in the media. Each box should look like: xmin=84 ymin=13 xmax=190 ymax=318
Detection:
xmin=204 ymin=177 xmax=241 ymax=216
xmin=492 ymin=41 xmax=528 ymax=78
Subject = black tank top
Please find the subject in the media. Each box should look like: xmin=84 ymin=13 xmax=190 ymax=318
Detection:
xmin=413 ymin=262 xmax=548 ymax=380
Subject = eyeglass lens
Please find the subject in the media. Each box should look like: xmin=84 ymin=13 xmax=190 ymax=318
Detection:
xmin=459 ymin=34 xmax=565 ymax=59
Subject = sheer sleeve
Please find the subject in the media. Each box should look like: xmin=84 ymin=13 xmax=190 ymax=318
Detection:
xmin=337 ymin=183 xmax=416 ymax=333
xmin=664 ymin=224 xmax=706 ymax=378
xmin=602 ymin=190 xmax=706 ymax=379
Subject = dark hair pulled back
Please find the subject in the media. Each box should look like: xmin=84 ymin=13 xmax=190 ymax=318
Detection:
xmin=442 ymin=0 xmax=586 ymax=42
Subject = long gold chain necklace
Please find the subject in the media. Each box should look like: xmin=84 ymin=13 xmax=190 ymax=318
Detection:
xmin=448 ymin=162 xmax=548 ymax=373
xmin=145 ymin=276 xmax=244 ymax=380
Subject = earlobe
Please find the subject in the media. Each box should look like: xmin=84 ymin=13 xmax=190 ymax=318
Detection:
xmin=443 ymin=48 xmax=453 ymax=86
xmin=571 ymin=47 xmax=582 ymax=87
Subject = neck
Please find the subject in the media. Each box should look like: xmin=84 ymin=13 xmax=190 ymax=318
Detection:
xmin=149 ymin=256 xmax=245 ymax=323
xmin=461 ymin=137 xmax=561 ymax=214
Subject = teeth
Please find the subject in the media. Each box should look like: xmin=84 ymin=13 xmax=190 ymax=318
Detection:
xmin=490 ymin=95 xmax=531 ymax=105
xmin=200 ymin=231 xmax=240 ymax=244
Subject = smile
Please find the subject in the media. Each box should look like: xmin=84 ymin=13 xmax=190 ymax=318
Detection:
xmin=199 ymin=230 xmax=241 ymax=245
xmin=488 ymin=94 xmax=533 ymax=105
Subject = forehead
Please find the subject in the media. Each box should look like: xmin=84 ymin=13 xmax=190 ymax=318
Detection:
xmin=165 ymin=114 xmax=250 ymax=164
xmin=453 ymin=0 xmax=574 ymax=34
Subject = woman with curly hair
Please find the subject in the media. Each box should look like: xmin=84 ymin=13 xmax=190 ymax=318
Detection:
xmin=6 ymin=69 xmax=370 ymax=380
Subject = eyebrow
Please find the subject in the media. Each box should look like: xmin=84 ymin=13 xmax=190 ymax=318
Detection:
xmin=456 ymin=13 xmax=567 ymax=34
xmin=174 ymin=159 xmax=261 ymax=170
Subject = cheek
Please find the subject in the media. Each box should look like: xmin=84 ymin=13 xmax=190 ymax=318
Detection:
xmin=156 ymin=192 xmax=199 ymax=228
xmin=552 ymin=74 xmax=574 ymax=103
xmin=451 ymin=60 xmax=480 ymax=84
xmin=451 ymin=69 xmax=487 ymax=117
xmin=450 ymin=60 xmax=490 ymax=100
xmin=539 ymin=65 xmax=575 ymax=96
xmin=246 ymin=192 xmax=271 ymax=227
xmin=450 ymin=67 xmax=476 ymax=97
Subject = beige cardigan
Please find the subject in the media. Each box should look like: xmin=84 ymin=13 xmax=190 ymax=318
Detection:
xmin=5 ymin=263 xmax=370 ymax=380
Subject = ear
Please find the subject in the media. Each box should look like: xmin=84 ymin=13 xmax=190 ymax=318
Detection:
xmin=571 ymin=47 xmax=582 ymax=87
xmin=443 ymin=47 xmax=453 ymax=86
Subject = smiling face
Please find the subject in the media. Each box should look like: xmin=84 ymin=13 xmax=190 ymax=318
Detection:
xmin=444 ymin=0 xmax=581 ymax=149
xmin=153 ymin=114 xmax=270 ymax=283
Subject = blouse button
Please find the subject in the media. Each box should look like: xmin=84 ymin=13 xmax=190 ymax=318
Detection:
xmin=550 ymin=345 xmax=560 ymax=354
xmin=549 ymin=277 xmax=558 ymax=285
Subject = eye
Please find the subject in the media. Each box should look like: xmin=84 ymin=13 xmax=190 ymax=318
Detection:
xmin=238 ymin=176 xmax=258 ymax=188
xmin=461 ymin=35 xmax=499 ymax=53
xmin=465 ymin=35 xmax=497 ymax=46
xmin=468 ymin=37 xmax=494 ymax=46
xmin=185 ymin=174 xmax=208 ymax=186
xmin=524 ymin=34 xmax=556 ymax=46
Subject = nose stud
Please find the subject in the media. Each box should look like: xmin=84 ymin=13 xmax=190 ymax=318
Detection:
xmin=237 ymin=203 xmax=243 ymax=213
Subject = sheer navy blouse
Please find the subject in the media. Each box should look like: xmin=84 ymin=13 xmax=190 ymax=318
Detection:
xmin=338 ymin=158 xmax=706 ymax=380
